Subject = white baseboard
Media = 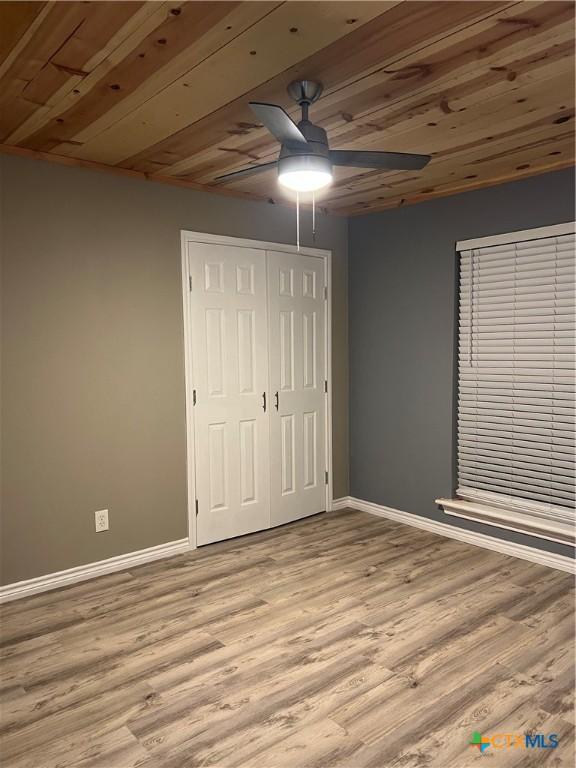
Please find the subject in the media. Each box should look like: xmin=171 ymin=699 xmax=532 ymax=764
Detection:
xmin=331 ymin=496 xmax=354 ymax=511
xmin=332 ymin=496 xmax=575 ymax=574
xmin=0 ymin=538 xmax=191 ymax=603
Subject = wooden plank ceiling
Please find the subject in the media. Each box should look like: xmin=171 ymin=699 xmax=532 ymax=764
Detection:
xmin=0 ymin=1 xmax=574 ymax=215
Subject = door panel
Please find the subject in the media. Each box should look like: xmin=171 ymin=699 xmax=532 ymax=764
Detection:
xmin=188 ymin=242 xmax=270 ymax=545
xmin=268 ymin=250 xmax=326 ymax=525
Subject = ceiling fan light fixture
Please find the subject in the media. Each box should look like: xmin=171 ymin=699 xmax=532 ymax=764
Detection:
xmin=278 ymin=154 xmax=332 ymax=192
xmin=278 ymin=170 xmax=333 ymax=192
xmin=215 ymin=82 xmax=431 ymax=191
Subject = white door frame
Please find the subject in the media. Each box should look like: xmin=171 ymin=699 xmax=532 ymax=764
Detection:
xmin=181 ymin=230 xmax=333 ymax=549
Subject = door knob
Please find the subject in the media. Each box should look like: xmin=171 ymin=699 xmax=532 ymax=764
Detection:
xmin=275 ymin=391 xmax=279 ymax=410
xmin=262 ymin=392 xmax=267 ymax=412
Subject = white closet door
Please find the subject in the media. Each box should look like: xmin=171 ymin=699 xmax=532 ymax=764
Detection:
xmin=267 ymin=250 xmax=327 ymax=525
xmin=188 ymin=242 xmax=270 ymax=545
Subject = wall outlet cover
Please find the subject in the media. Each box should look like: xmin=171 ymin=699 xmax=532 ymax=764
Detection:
xmin=95 ymin=509 xmax=109 ymax=532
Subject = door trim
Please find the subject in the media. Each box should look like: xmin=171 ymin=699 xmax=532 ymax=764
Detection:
xmin=181 ymin=230 xmax=333 ymax=549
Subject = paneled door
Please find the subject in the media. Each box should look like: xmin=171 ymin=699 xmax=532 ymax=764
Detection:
xmin=188 ymin=242 xmax=270 ymax=545
xmin=267 ymin=250 xmax=327 ymax=526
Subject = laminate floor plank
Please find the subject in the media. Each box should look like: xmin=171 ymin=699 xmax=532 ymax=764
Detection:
xmin=132 ymin=641 xmax=389 ymax=767
xmin=0 ymin=509 xmax=573 ymax=767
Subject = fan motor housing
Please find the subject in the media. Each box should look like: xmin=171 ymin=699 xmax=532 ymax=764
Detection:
xmin=279 ymin=120 xmax=331 ymax=177
xmin=298 ymin=120 xmax=328 ymax=148
xmin=278 ymin=152 xmax=332 ymax=179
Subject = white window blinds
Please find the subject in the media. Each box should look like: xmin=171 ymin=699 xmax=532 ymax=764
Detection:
xmin=458 ymin=228 xmax=575 ymax=525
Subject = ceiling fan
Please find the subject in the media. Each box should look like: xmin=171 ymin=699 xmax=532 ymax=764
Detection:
xmin=216 ymin=80 xmax=431 ymax=192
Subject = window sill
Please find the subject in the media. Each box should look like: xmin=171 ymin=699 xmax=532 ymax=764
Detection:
xmin=436 ymin=497 xmax=575 ymax=547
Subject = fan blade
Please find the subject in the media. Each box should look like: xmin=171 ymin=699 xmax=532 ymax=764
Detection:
xmin=330 ymin=149 xmax=431 ymax=171
xmin=215 ymin=161 xmax=277 ymax=183
xmin=249 ymin=102 xmax=309 ymax=149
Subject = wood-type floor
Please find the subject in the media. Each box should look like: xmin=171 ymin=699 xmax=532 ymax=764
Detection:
xmin=0 ymin=509 xmax=574 ymax=767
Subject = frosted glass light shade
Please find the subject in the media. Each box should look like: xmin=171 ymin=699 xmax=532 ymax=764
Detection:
xmin=278 ymin=170 xmax=332 ymax=192
xmin=277 ymin=154 xmax=333 ymax=192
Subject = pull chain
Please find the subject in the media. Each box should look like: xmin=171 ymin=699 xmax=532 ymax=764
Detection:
xmin=312 ymin=191 xmax=316 ymax=243
xmin=296 ymin=191 xmax=300 ymax=251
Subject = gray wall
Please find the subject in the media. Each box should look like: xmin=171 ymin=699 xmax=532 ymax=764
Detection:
xmin=349 ymin=168 xmax=575 ymax=557
xmin=0 ymin=154 xmax=349 ymax=585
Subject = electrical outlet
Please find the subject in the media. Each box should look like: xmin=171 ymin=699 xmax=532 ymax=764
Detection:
xmin=94 ymin=509 xmax=109 ymax=532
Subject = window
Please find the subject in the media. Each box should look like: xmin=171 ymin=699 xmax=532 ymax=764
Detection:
xmin=438 ymin=223 xmax=575 ymax=545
